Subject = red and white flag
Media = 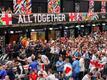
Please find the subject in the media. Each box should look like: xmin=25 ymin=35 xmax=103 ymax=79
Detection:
xmin=69 ymin=13 xmax=75 ymax=21
xmin=90 ymin=60 xmax=104 ymax=69
xmin=1 ymin=14 xmax=12 ymax=25
xmin=64 ymin=63 xmax=72 ymax=77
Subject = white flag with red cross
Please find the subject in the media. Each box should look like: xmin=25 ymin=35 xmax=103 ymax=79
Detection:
xmin=64 ymin=63 xmax=72 ymax=77
xmin=1 ymin=14 xmax=12 ymax=25
xmin=69 ymin=13 xmax=75 ymax=22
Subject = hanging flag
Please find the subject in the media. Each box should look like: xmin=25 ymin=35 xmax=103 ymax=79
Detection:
xmin=88 ymin=0 xmax=94 ymax=18
xmin=75 ymin=13 xmax=82 ymax=22
xmin=13 ymin=0 xmax=32 ymax=14
xmin=69 ymin=13 xmax=75 ymax=22
xmin=101 ymin=0 xmax=106 ymax=13
xmin=48 ymin=0 xmax=60 ymax=13
xmin=92 ymin=13 xmax=99 ymax=20
xmin=1 ymin=14 xmax=12 ymax=25
xmin=89 ymin=0 xmax=94 ymax=12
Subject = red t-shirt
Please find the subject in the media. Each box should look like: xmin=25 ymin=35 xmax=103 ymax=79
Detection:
xmin=29 ymin=72 xmax=38 ymax=80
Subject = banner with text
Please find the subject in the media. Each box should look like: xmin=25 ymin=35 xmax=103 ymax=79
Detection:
xmin=12 ymin=13 xmax=107 ymax=26
xmin=12 ymin=13 xmax=67 ymax=25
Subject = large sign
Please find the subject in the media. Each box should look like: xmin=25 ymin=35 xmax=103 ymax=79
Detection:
xmin=12 ymin=13 xmax=107 ymax=25
xmin=13 ymin=13 xmax=67 ymax=24
xmin=0 ymin=13 xmax=106 ymax=26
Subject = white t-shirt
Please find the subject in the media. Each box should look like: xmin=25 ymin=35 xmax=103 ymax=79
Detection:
xmin=82 ymin=74 xmax=91 ymax=80
xmin=46 ymin=74 xmax=56 ymax=80
xmin=41 ymin=55 xmax=50 ymax=65
xmin=79 ymin=57 xmax=85 ymax=72
xmin=101 ymin=56 xmax=107 ymax=65
xmin=50 ymin=46 xmax=55 ymax=54
xmin=27 ymin=57 xmax=32 ymax=63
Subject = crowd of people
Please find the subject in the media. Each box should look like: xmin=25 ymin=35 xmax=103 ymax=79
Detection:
xmin=0 ymin=7 xmax=12 ymax=14
xmin=0 ymin=31 xmax=107 ymax=80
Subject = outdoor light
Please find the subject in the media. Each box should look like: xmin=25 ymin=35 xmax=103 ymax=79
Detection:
xmin=49 ymin=28 xmax=53 ymax=30
xmin=102 ymin=23 xmax=106 ymax=26
xmin=65 ymin=26 xmax=68 ymax=29
xmin=31 ymin=29 xmax=35 ymax=32
xmin=81 ymin=25 xmax=84 ymax=27
xmin=10 ymin=31 xmax=14 ymax=34
xmin=76 ymin=25 xmax=80 ymax=28
xmin=92 ymin=24 xmax=96 ymax=26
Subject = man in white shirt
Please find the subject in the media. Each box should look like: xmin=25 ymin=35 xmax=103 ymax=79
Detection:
xmin=101 ymin=53 xmax=107 ymax=65
xmin=79 ymin=57 xmax=85 ymax=80
xmin=27 ymin=54 xmax=35 ymax=63
xmin=46 ymin=69 xmax=58 ymax=80
xmin=38 ymin=53 xmax=50 ymax=65
xmin=82 ymin=72 xmax=93 ymax=80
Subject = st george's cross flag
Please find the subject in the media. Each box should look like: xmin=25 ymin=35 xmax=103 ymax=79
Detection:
xmin=0 ymin=14 xmax=12 ymax=25
xmin=90 ymin=60 xmax=104 ymax=69
xmin=69 ymin=13 xmax=75 ymax=22
xmin=64 ymin=63 xmax=72 ymax=77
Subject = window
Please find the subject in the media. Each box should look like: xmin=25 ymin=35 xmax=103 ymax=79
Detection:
xmin=32 ymin=2 xmax=47 ymax=13
xmin=94 ymin=1 xmax=101 ymax=12
xmin=62 ymin=0 xmax=74 ymax=12
xmin=80 ymin=1 xmax=89 ymax=12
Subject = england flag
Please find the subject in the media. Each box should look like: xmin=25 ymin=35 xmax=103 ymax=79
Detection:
xmin=64 ymin=63 xmax=72 ymax=77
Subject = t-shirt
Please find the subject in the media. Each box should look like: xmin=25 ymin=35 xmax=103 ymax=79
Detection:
xmin=72 ymin=60 xmax=80 ymax=74
xmin=27 ymin=57 xmax=32 ymax=63
xmin=56 ymin=60 xmax=64 ymax=72
xmin=47 ymin=74 xmax=56 ymax=80
xmin=0 ymin=69 xmax=7 ymax=79
xmin=82 ymin=74 xmax=91 ymax=80
xmin=41 ymin=55 xmax=50 ymax=65
xmin=29 ymin=61 xmax=39 ymax=70
xmin=29 ymin=73 xmax=38 ymax=80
